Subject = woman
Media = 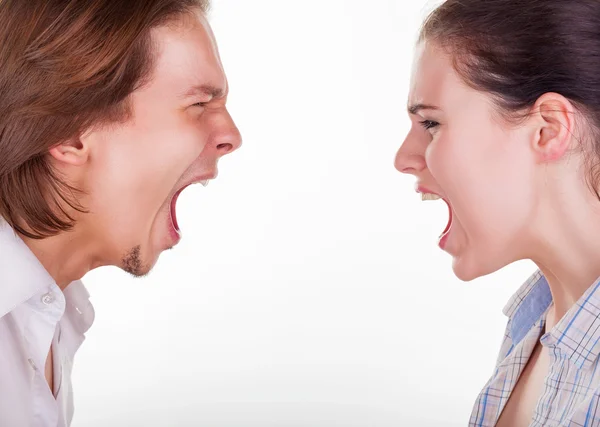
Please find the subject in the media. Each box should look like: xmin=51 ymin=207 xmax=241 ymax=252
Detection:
xmin=395 ymin=0 xmax=600 ymax=425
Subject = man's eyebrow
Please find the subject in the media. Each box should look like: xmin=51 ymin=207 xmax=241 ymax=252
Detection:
xmin=182 ymin=84 xmax=225 ymax=99
xmin=407 ymin=103 xmax=440 ymax=115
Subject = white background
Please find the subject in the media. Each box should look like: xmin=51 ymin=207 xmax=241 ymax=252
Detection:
xmin=72 ymin=0 xmax=537 ymax=426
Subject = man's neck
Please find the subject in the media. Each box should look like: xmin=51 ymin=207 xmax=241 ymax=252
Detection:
xmin=20 ymin=230 xmax=98 ymax=290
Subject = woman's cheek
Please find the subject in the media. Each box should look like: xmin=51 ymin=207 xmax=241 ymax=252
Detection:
xmin=424 ymin=136 xmax=448 ymax=179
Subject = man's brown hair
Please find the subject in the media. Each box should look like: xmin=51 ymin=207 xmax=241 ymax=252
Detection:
xmin=0 ymin=0 xmax=210 ymax=239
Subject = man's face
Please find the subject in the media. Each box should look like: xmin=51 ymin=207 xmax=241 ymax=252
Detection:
xmin=68 ymin=12 xmax=241 ymax=275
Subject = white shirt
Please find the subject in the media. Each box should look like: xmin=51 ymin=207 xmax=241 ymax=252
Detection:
xmin=0 ymin=222 xmax=94 ymax=426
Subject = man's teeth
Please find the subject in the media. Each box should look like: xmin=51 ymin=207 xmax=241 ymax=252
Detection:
xmin=421 ymin=193 xmax=441 ymax=201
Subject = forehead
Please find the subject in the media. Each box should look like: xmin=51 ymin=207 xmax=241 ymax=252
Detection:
xmin=147 ymin=12 xmax=226 ymax=97
xmin=408 ymin=41 xmax=466 ymax=109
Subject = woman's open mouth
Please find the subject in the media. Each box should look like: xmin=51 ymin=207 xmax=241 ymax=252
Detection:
xmin=420 ymin=191 xmax=453 ymax=248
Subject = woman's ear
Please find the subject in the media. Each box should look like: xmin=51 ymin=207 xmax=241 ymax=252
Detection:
xmin=530 ymin=92 xmax=575 ymax=163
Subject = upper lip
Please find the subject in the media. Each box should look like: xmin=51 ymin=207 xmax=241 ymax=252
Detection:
xmin=175 ymin=171 xmax=218 ymax=194
xmin=415 ymin=183 xmax=452 ymax=204
xmin=415 ymin=183 xmax=440 ymax=196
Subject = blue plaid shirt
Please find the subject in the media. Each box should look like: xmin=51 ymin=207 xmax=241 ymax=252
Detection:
xmin=470 ymin=270 xmax=600 ymax=426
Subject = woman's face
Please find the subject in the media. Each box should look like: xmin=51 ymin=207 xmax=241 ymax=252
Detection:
xmin=395 ymin=41 xmax=540 ymax=281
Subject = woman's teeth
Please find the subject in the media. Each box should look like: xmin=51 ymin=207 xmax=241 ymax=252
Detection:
xmin=421 ymin=193 xmax=441 ymax=201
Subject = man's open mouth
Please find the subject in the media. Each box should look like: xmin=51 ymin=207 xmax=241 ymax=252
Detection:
xmin=169 ymin=179 xmax=209 ymax=235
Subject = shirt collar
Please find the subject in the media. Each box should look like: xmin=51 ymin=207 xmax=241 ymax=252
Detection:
xmin=0 ymin=221 xmax=94 ymax=334
xmin=505 ymin=269 xmax=600 ymax=369
xmin=0 ymin=221 xmax=56 ymax=318
xmin=543 ymin=278 xmax=600 ymax=369
xmin=503 ymin=270 xmax=550 ymax=318
xmin=63 ymin=279 xmax=95 ymax=335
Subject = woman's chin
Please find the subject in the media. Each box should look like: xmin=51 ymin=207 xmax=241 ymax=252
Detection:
xmin=451 ymin=252 xmax=485 ymax=282
xmin=451 ymin=249 xmax=506 ymax=282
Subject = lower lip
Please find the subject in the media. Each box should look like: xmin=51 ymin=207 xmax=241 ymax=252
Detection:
xmin=438 ymin=232 xmax=450 ymax=249
xmin=168 ymin=215 xmax=181 ymax=245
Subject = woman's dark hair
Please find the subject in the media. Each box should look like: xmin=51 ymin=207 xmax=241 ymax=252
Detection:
xmin=420 ymin=0 xmax=600 ymax=196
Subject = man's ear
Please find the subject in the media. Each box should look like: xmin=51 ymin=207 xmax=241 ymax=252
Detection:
xmin=530 ymin=92 xmax=575 ymax=163
xmin=48 ymin=134 xmax=90 ymax=167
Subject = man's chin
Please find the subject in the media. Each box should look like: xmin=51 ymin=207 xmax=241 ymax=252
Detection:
xmin=118 ymin=228 xmax=178 ymax=277
xmin=121 ymin=244 xmax=154 ymax=277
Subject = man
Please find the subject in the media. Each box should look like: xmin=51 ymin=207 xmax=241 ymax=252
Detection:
xmin=0 ymin=0 xmax=241 ymax=425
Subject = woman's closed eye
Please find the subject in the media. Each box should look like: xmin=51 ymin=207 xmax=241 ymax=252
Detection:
xmin=419 ymin=119 xmax=439 ymax=131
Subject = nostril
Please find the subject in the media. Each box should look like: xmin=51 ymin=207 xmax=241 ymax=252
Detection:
xmin=217 ymin=143 xmax=233 ymax=153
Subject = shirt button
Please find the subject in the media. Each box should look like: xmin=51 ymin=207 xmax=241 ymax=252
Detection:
xmin=28 ymin=358 xmax=37 ymax=371
xmin=41 ymin=292 xmax=55 ymax=305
